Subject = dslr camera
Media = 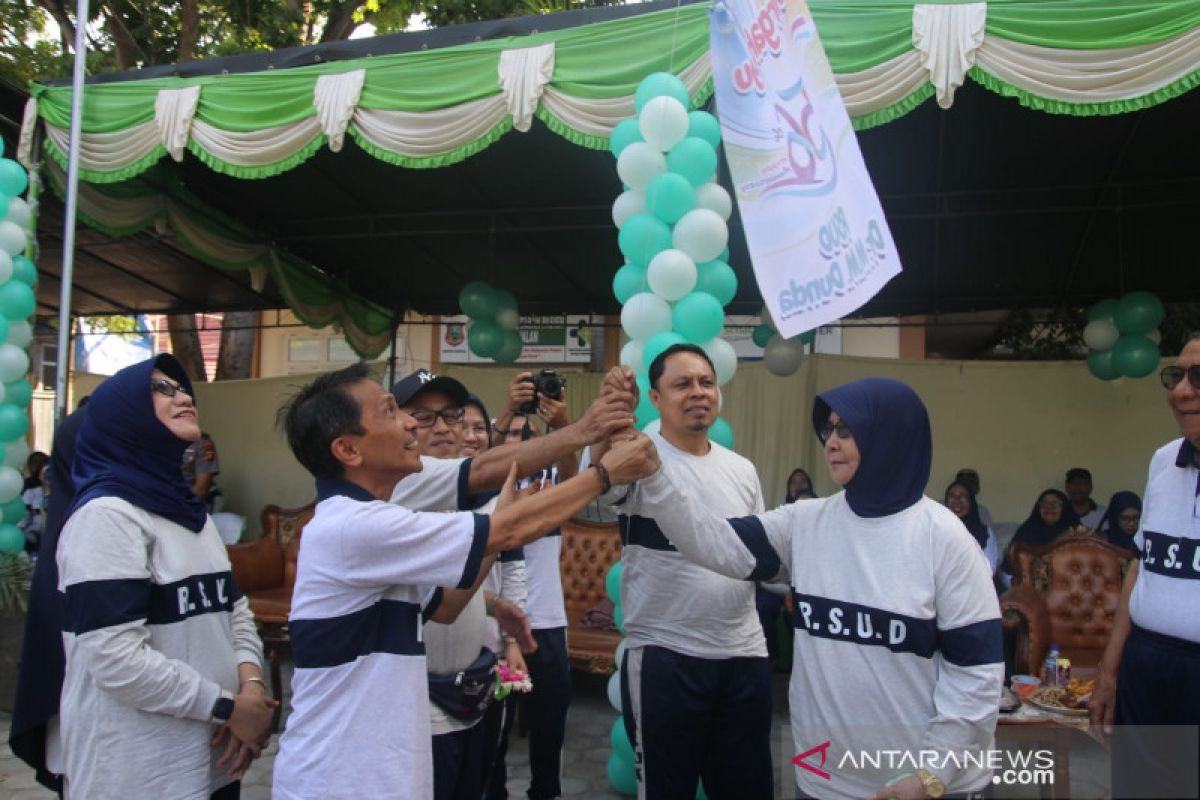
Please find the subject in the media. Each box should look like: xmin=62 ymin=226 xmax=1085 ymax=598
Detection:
xmin=519 ymin=369 xmax=566 ymax=415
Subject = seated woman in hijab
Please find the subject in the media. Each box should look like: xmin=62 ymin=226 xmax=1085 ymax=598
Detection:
xmin=627 ymin=377 xmax=1003 ymax=800
xmin=785 ymin=468 xmax=816 ymax=503
xmin=998 ymin=489 xmax=1082 ymax=584
xmin=943 ymin=479 xmax=999 ymax=574
xmin=55 ymin=355 xmax=276 ymax=799
xmin=1095 ymin=491 xmax=1142 ymax=555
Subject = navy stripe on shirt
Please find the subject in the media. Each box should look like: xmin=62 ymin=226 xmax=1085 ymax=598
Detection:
xmin=939 ymin=618 xmax=1004 ymax=667
xmin=316 ymin=478 xmax=375 ymax=503
xmin=499 ymin=547 xmax=525 ymax=563
xmin=1141 ymin=529 xmax=1200 ymax=581
xmin=63 ymin=571 xmax=242 ymax=634
xmin=456 ymin=458 xmax=475 ymax=511
xmin=791 ymin=591 xmax=939 ymax=658
xmin=457 ymin=513 xmax=491 ymax=589
xmin=291 ymin=598 xmax=424 ymax=668
xmin=619 ymin=514 xmax=676 ymax=552
xmin=728 ymin=515 xmax=781 ymax=581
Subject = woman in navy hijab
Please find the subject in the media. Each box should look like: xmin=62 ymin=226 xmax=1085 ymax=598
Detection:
xmin=1096 ymin=490 xmax=1142 ymax=555
xmin=54 ymin=355 xmax=274 ymax=799
xmin=944 ymin=479 xmax=999 ymax=574
xmin=629 ymin=376 xmax=1004 ymax=800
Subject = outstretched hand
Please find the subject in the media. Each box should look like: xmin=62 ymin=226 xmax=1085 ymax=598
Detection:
xmin=599 ymin=432 xmax=660 ymax=485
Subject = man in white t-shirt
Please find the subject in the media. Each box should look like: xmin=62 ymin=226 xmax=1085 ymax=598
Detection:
xmin=271 ymin=364 xmax=656 ymax=800
xmin=589 ymin=344 xmax=773 ymax=799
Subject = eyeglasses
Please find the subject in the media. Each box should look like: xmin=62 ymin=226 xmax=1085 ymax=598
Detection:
xmin=1039 ymin=499 xmax=1064 ymax=509
xmin=462 ymin=424 xmax=489 ymax=438
xmin=817 ymin=421 xmax=852 ymax=444
xmin=1160 ymin=364 xmax=1200 ymax=391
xmin=409 ymin=407 xmax=465 ymax=428
xmin=151 ymin=377 xmax=189 ymax=398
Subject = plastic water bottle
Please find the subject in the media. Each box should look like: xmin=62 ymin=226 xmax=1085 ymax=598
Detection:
xmin=1043 ymin=644 xmax=1061 ymax=687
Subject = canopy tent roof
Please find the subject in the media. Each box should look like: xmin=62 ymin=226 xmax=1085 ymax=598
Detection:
xmin=16 ymin=0 xmax=1200 ymax=357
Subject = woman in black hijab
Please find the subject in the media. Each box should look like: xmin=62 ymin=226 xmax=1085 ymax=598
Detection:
xmin=943 ymin=480 xmax=998 ymax=574
xmin=1095 ymin=491 xmax=1142 ymax=555
xmin=784 ymin=468 xmax=816 ymax=503
xmin=1000 ymin=489 xmax=1081 ymax=580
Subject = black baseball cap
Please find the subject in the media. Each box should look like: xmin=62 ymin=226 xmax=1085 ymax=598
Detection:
xmin=390 ymin=369 xmax=469 ymax=408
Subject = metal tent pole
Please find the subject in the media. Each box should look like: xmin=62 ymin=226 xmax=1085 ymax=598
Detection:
xmin=53 ymin=0 xmax=91 ymax=423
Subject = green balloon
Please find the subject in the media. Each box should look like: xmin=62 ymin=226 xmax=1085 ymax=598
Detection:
xmin=617 ymin=214 xmax=672 ymax=266
xmin=0 ymin=522 xmax=23 ymax=553
xmin=1112 ymin=334 xmax=1160 ymax=378
xmin=4 ymin=379 xmax=31 ymax=407
xmin=666 ymin=137 xmax=718 ymax=187
xmin=751 ymin=324 xmax=774 ymax=348
xmin=687 ymin=110 xmax=721 ymax=149
xmin=493 ymin=289 xmax=518 ymax=314
xmin=613 ymin=263 xmax=648 ymax=304
xmin=694 ymin=260 xmax=737 ymax=306
xmin=610 ymin=719 xmax=635 ymax=764
xmin=605 ymin=562 xmax=622 ymax=604
xmin=0 ymin=159 xmax=28 ymax=198
xmin=1114 ymin=291 xmax=1165 ymax=335
xmin=635 ymin=72 xmax=690 ymax=112
xmin=634 ymin=374 xmax=659 ymax=429
xmin=10 ymin=255 xmax=36 ymax=287
xmin=458 ymin=281 xmax=496 ymax=320
xmin=0 ymin=403 xmax=28 ymax=441
xmin=645 ymin=173 xmax=695 ymax=225
xmin=0 ymin=281 xmax=35 ymax=320
xmin=709 ymin=417 xmax=734 ymax=449
xmin=467 ymin=320 xmax=504 ymax=358
xmin=609 ymin=118 xmax=644 ymax=158
xmin=607 ymin=751 xmax=637 ymax=796
xmin=643 ymin=331 xmax=687 ymax=372
xmin=672 ymin=292 xmax=724 ymax=343
xmin=493 ymin=330 xmax=524 ymax=364
xmin=1086 ymin=348 xmax=1121 ymax=381
xmin=796 ymin=330 xmax=816 ymax=346
xmin=1087 ymin=299 xmax=1120 ymax=323
xmin=0 ymin=496 xmax=24 ymax=525
xmin=0 ymin=317 xmax=10 ymax=345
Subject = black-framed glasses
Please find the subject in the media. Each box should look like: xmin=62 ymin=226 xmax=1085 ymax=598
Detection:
xmin=817 ymin=421 xmax=852 ymax=444
xmin=151 ymin=377 xmax=189 ymax=398
xmin=409 ymin=407 xmax=465 ymax=428
xmin=1160 ymin=365 xmax=1200 ymax=391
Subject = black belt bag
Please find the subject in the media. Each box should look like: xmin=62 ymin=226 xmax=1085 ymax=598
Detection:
xmin=428 ymin=646 xmax=497 ymax=722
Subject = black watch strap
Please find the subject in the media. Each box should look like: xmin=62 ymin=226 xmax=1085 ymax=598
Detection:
xmin=211 ymin=696 xmax=235 ymax=723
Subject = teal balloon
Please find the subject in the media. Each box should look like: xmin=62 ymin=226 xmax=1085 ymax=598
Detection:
xmin=610 ymin=719 xmax=635 ymax=764
xmin=0 ymin=522 xmax=22 ymax=553
xmin=0 ymin=496 xmax=23 ymax=525
xmin=634 ymin=374 xmax=659 ymax=430
xmin=609 ymin=118 xmax=644 ymax=158
xmin=0 ymin=318 xmax=10 ymax=345
xmin=1114 ymin=291 xmax=1165 ymax=336
xmin=613 ymin=263 xmax=648 ymax=304
xmin=0 ymin=281 xmax=34 ymax=320
xmin=607 ymin=751 xmax=638 ymax=796
xmin=458 ymin=281 xmax=496 ymax=320
xmin=1112 ymin=334 xmax=1160 ymax=378
xmin=694 ymin=260 xmax=737 ymax=306
xmin=10 ymin=255 xmax=36 ymax=287
xmin=645 ymin=173 xmax=694 ymax=225
xmin=467 ymin=320 xmax=504 ymax=359
xmin=643 ymin=331 xmax=687 ymax=372
xmin=493 ymin=289 xmax=518 ymax=314
xmin=635 ymin=72 xmax=690 ymax=112
xmin=666 ymin=137 xmax=718 ymax=187
xmin=0 ymin=403 xmax=28 ymax=441
xmin=751 ymin=324 xmax=774 ymax=348
xmin=4 ymin=379 xmax=31 ymax=408
xmin=797 ymin=330 xmax=816 ymax=346
xmin=1086 ymin=348 xmax=1121 ymax=381
xmin=0 ymin=160 xmax=27 ymax=198
xmin=617 ymin=214 xmax=673 ymax=266
xmin=709 ymin=417 xmax=734 ymax=449
xmin=672 ymin=292 xmax=724 ymax=343
xmin=493 ymin=330 xmax=524 ymax=364
xmin=687 ymin=110 xmax=721 ymax=149
xmin=605 ymin=561 xmax=622 ymax=604
xmin=1087 ymin=299 xmax=1120 ymax=323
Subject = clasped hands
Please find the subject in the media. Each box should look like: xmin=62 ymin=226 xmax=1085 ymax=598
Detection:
xmin=211 ymin=681 xmax=278 ymax=780
xmin=590 ymin=366 xmax=660 ymax=482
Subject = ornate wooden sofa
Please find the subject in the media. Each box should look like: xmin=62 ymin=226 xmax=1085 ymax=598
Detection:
xmin=999 ymin=530 xmax=1137 ymax=675
xmin=559 ymin=518 xmax=624 ymax=674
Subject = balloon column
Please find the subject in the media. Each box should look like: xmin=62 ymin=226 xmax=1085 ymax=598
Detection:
xmin=1083 ymin=291 xmax=1164 ymax=381
xmin=610 ymin=73 xmax=738 ymax=448
xmin=457 ymin=280 xmax=524 ymax=364
xmin=0 ymin=143 xmax=36 ymax=554
xmin=752 ymin=305 xmax=814 ymax=378
xmin=603 ymin=562 xmax=637 ymax=796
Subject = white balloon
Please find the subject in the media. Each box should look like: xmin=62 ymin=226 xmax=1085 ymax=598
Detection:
xmin=0 ymin=251 xmax=11 ymax=284
xmin=620 ymin=293 xmax=673 ymax=341
xmin=717 ymin=386 xmax=724 ymax=412
xmin=638 ymin=96 xmax=689 ymax=153
xmin=1082 ymin=319 xmax=1119 ymax=351
xmin=0 ymin=465 xmax=21 ymax=503
xmin=5 ymin=197 xmax=31 ymax=228
xmin=616 ymin=142 xmax=667 ymax=193
xmin=495 ymin=307 xmax=520 ymax=331
xmin=619 ymin=339 xmax=645 ymax=375
xmin=615 ymin=639 xmax=628 ymax=668
xmin=641 ymin=419 xmax=661 ymax=437
xmin=2 ymin=437 xmax=26 ymax=469
xmin=763 ymin=334 xmax=804 ymax=377
xmin=703 ymin=336 xmax=738 ymax=386
xmin=5 ymin=321 xmax=31 ymax=348
xmin=694 ymin=182 xmax=733 ymax=220
xmin=1148 ymin=328 xmax=1162 ymax=345
xmin=611 ymin=190 xmax=647 ymax=229
xmin=606 ymin=672 xmax=623 ymax=713
xmin=671 ymin=208 xmax=728 ymax=263
xmin=646 ymin=249 xmax=697 ymax=302
xmin=0 ymin=343 xmax=29 ymax=383
xmin=0 ymin=221 xmax=25 ymax=256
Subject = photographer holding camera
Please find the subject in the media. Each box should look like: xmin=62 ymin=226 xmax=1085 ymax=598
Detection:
xmin=492 ymin=370 xmax=575 ymax=800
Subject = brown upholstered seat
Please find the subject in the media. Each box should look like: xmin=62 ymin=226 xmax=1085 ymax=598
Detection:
xmin=559 ymin=518 xmax=623 ymax=674
xmin=1000 ymin=529 xmax=1135 ymax=675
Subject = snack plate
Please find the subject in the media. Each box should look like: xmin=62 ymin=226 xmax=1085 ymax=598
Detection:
xmin=1026 ymin=690 xmax=1089 ymax=717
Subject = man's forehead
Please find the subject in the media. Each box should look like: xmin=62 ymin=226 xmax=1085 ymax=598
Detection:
xmin=662 ymin=352 xmax=715 ymax=378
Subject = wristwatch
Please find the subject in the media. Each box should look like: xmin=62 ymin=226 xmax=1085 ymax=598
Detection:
xmin=210 ymin=694 xmax=235 ymax=724
xmin=916 ymin=769 xmax=946 ymax=799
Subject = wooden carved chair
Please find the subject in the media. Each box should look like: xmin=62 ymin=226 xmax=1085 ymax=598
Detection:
xmin=559 ymin=518 xmax=624 ymax=674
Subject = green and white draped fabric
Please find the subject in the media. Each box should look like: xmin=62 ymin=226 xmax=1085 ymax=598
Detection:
xmin=16 ymin=0 xmax=1199 ymax=357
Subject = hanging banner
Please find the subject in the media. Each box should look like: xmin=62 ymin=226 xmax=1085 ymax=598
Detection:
xmin=440 ymin=315 xmax=595 ymax=363
xmin=710 ymin=0 xmax=901 ymax=337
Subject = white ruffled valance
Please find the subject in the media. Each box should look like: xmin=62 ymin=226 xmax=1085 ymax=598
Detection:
xmin=314 ymin=70 xmax=367 ymax=152
xmin=499 ymin=44 xmax=556 ymax=133
xmin=912 ymin=2 xmax=987 ymax=109
xmin=155 ymin=85 xmax=202 ymax=162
